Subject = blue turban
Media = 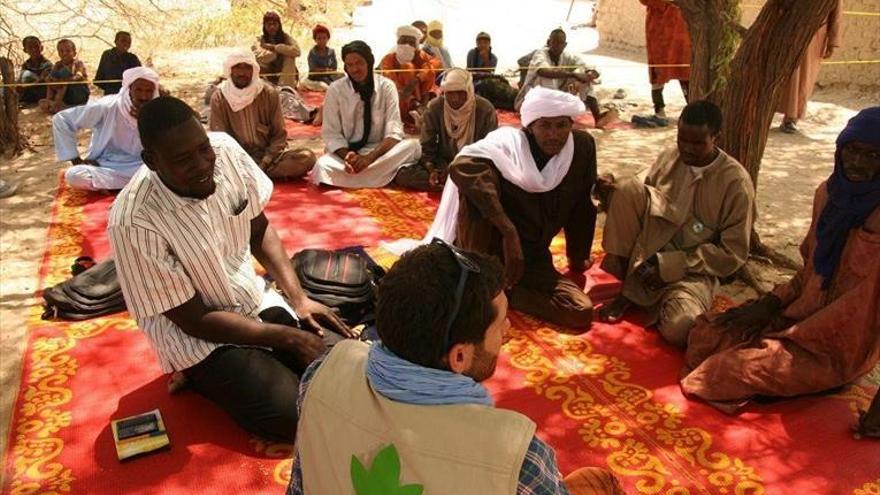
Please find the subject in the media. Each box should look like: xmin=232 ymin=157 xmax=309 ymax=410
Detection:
xmin=813 ymin=107 xmax=880 ymax=289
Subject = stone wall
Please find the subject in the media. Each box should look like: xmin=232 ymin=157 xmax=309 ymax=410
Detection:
xmin=595 ymin=0 xmax=880 ymax=87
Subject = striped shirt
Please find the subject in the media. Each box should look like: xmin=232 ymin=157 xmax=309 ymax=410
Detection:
xmin=108 ymin=132 xmax=274 ymax=372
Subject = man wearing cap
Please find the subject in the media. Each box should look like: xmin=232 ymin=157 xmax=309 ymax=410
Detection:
xmin=379 ymin=25 xmax=441 ymax=127
xmin=395 ymin=68 xmax=497 ymax=192
xmin=210 ymin=50 xmax=316 ymax=181
xmin=53 ymin=66 xmax=161 ymax=191
xmin=314 ymin=41 xmax=421 ymax=189
xmin=419 ymin=87 xmax=598 ymax=329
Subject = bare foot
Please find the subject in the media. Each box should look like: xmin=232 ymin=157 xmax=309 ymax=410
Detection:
xmin=598 ymin=295 xmax=631 ymax=323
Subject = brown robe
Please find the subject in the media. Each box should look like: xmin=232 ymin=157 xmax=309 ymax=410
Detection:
xmin=450 ymin=130 xmax=598 ymax=329
xmin=602 ymin=147 xmax=754 ymax=346
xmin=395 ymin=94 xmax=498 ymax=191
xmin=209 ymin=83 xmax=314 ymax=179
xmin=681 ymin=183 xmax=880 ymax=410
xmin=777 ymin=2 xmax=841 ymax=120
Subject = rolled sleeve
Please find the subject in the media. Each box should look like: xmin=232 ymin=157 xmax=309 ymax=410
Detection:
xmin=109 ymin=225 xmax=196 ymax=320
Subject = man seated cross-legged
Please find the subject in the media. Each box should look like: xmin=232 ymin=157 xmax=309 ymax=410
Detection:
xmin=596 ymin=100 xmax=754 ymax=347
xmin=209 ymin=49 xmax=316 ymax=181
xmin=287 ymin=242 xmax=626 ymax=494
xmin=53 ymin=67 xmax=160 ymax=191
xmin=108 ymin=96 xmax=354 ymax=442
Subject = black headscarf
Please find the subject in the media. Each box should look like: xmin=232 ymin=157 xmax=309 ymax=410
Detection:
xmin=341 ymin=41 xmax=375 ymax=152
xmin=261 ymin=11 xmax=286 ymax=44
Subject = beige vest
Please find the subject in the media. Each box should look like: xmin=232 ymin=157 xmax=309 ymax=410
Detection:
xmin=297 ymin=340 xmax=536 ymax=495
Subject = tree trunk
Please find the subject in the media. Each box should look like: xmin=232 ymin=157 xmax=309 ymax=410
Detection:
xmin=0 ymin=57 xmax=24 ymax=157
xmin=676 ymin=0 xmax=738 ymax=101
xmin=717 ymin=0 xmax=836 ymax=189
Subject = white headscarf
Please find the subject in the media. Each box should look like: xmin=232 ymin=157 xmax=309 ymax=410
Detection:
xmin=441 ymin=68 xmax=477 ymax=153
xmin=117 ymin=66 xmax=160 ymax=129
xmin=219 ymin=50 xmax=264 ymax=113
xmin=396 ymin=25 xmax=423 ymax=40
xmin=384 ymin=87 xmax=582 ymax=253
xmin=520 ymin=86 xmax=585 ymax=127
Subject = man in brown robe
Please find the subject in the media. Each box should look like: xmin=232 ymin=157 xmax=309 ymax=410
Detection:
xmin=210 ymin=50 xmax=315 ymax=180
xmin=395 ymin=68 xmax=498 ymax=191
xmin=777 ymin=1 xmax=841 ymax=133
xmin=436 ymin=87 xmax=597 ymax=329
xmin=596 ymin=100 xmax=754 ymax=346
xmin=681 ymin=107 xmax=880 ymax=414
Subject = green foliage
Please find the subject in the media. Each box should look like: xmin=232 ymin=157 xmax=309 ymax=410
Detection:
xmin=351 ymin=444 xmax=424 ymax=495
xmin=709 ymin=0 xmax=744 ymax=94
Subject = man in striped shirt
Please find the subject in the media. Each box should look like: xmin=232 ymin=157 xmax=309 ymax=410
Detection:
xmin=108 ymin=96 xmax=353 ymax=442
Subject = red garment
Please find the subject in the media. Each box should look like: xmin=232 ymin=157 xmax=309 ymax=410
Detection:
xmin=681 ymin=182 xmax=880 ymax=409
xmin=379 ymin=50 xmax=439 ymax=124
xmin=641 ymin=0 xmax=692 ymax=85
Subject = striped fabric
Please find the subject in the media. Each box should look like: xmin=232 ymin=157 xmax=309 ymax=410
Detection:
xmin=108 ymin=132 xmax=274 ymax=372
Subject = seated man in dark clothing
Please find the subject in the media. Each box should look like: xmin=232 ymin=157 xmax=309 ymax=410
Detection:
xmin=415 ymin=87 xmax=598 ymax=329
xmin=18 ymin=36 xmax=53 ymax=104
xmin=95 ymin=31 xmax=142 ymax=95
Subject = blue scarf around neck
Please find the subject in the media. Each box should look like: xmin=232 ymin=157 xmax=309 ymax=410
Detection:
xmin=365 ymin=343 xmax=494 ymax=407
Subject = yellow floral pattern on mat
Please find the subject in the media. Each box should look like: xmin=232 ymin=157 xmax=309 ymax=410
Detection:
xmin=8 ymin=185 xmax=135 ymax=494
xmin=855 ymin=480 xmax=880 ymax=495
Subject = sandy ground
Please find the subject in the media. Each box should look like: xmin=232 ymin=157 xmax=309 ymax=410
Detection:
xmin=1 ymin=0 xmax=877 ymax=480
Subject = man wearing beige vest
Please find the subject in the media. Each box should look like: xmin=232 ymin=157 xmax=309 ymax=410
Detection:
xmin=287 ymin=241 xmax=626 ymax=495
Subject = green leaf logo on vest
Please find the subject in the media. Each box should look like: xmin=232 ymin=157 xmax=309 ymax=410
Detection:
xmin=351 ymin=444 xmax=424 ymax=495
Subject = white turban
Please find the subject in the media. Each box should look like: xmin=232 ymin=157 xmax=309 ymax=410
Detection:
xmin=396 ymin=25 xmax=423 ymax=40
xmin=220 ymin=49 xmax=264 ymax=113
xmin=520 ymin=86 xmax=585 ymax=127
xmin=117 ymin=66 xmax=160 ymax=129
xmin=440 ymin=67 xmax=471 ymax=93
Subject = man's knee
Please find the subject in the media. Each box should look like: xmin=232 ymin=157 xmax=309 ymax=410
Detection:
xmin=394 ymin=163 xmax=429 ymax=190
xmin=554 ymin=302 xmax=594 ymax=330
xmin=607 ymin=176 xmax=647 ymax=214
xmin=65 ymin=165 xmax=98 ymax=190
xmin=270 ymin=149 xmax=316 ymax=180
xmin=657 ymin=302 xmax=700 ymax=347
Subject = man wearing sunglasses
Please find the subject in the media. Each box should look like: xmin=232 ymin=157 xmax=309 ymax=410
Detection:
xmin=287 ymin=242 xmax=625 ymax=494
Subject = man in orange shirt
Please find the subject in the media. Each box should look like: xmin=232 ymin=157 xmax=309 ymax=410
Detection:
xmin=379 ymin=25 xmax=440 ymax=128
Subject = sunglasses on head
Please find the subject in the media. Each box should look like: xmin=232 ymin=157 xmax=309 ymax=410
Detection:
xmin=430 ymin=238 xmax=481 ymax=351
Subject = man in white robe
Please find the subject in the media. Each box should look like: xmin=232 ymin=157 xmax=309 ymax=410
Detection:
xmin=312 ymin=40 xmax=420 ymax=189
xmin=53 ymin=67 xmax=160 ymax=191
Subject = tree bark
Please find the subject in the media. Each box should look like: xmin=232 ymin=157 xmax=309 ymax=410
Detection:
xmin=0 ymin=57 xmax=24 ymax=157
xmin=717 ymin=0 xmax=836 ymax=189
xmin=676 ymin=0 xmax=737 ymax=101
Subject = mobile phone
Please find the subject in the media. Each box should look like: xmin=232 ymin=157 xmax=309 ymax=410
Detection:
xmin=116 ymin=413 xmax=160 ymax=440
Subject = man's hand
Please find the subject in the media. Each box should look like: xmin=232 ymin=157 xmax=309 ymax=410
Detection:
xmin=501 ymin=232 xmax=525 ymax=289
xmin=564 ymin=257 xmax=591 ymax=288
xmin=427 ymin=163 xmax=447 ymax=190
xmin=714 ymin=294 xmax=783 ymax=334
xmin=634 ymin=257 xmax=665 ymax=291
xmin=261 ymin=42 xmax=276 ymax=52
xmin=593 ymin=173 xmax=616 ymax=212
xmin=71 ymin=157 xmax=100 ymax=167
xmin=276 ymin=327 xmax=327 ymax=369
xmin=293 ymin=297 xmax=356 ymax=338
xmin=344 ymin=152 xmax=372 ymax=174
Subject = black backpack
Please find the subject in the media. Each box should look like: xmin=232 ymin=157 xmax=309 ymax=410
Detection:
xmin=291 ymin=247 xmax=384 ymax=326
xmin=42 ymin=259 xmax=126 ymax=320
